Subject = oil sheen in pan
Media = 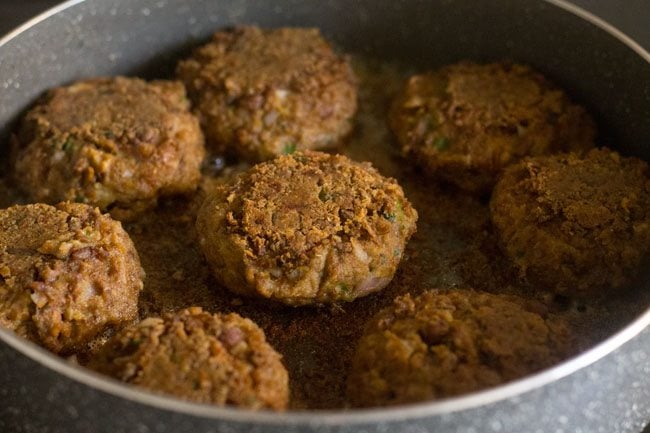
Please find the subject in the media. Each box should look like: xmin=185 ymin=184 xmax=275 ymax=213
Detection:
xmin=0 ymin=0 xmax=645 ymax=430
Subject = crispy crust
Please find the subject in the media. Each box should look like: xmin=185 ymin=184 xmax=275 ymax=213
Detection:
xmin=177 ymin=26 xmax=358 ymax=162
xmin=389 ymin=62 xmax=596 ymax=193
xmin=13 ymin=77 xmax=205 ymax=220
xmin=0 ymin=203 xmax=144 ymax=353
xmin=490 ymin=148 xmax=650 ymax=295
xmin=347 ymin=290 xmax=573 ymax=406
xmin=88 ymin=307 xmax=289 ymax=410
xmin=196 ymin=151 xmax=418 ymax=305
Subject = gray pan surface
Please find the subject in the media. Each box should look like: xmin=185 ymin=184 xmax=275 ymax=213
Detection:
xmin=0 ymin=1 xmax=649 ymax=432
xmin=1 ymin=0 xmax=646 ymax=50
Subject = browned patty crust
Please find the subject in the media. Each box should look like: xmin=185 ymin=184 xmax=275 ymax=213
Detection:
xmin=347 ymin=290 xmax=572 ymax=407
xmin=389 ymin=62 xmax=596 ymax=193
xmin=196 ymin=151 xmax=418 ymax=306
xmin=177 ymin=26 xmax=358 ymax=162
xmin=490 ymin=148 xmax=650 ymax=296
xmin=88 ymin=307 xmax=289 ymax=410
xmin=13 ymin=77 xmax=206 ymax=220
xmin=0 ymin=203 xmax=144 ymax=354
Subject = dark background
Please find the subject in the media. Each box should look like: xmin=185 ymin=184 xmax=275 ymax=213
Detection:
xmin=0 ymin=1 xmax=648 ymax=432
xmin=1 ymin=0 xmax=649 ymax=49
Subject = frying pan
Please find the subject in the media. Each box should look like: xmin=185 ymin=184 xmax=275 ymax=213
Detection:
xmin=1 ymin=0 xmax=649 ymax=432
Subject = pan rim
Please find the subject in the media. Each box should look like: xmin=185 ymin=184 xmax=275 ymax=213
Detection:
xmin=2 ymin=305 xmax=649 ymax=424
xmin=0 ymin=0 xmax=649 ymax=425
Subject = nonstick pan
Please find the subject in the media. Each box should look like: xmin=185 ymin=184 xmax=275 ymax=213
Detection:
xmin=0 ymin=1 xmax=649 ymax=432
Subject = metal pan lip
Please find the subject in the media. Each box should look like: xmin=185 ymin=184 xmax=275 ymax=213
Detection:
xmin=0 ymin=0 xmax=649 ymax=425
xmin=2 ymin=307 xmax=649 ymax=424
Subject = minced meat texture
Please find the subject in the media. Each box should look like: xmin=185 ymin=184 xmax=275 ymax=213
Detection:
xmin=196 ymin=151 xmax=418 ymax=305
xmin=177 ymin=26 xmax=358 ymax=162
xmin=0 ymin=203 xmax=144 ymax=354
xmin=88 ymin=307 xmax=289 ymax=410
xmin=490 ymin=148 xmax=650 ymax=296
xmin=389 ymin=62 xmax=596 ymax=193
xmin=12 ymin=76 xmax=205 ymax=220
xmin=347 ymin=290 xmax=573 ymax=407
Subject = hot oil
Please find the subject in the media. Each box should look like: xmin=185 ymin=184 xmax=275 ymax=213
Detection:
xmin=2 ymin=56 xmax=649 ymax=410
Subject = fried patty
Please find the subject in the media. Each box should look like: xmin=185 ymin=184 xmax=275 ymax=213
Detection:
xmin=347 ymin=290 xmax=572 ymax=407
xmin=13 ymin=77 xmax=205 ymax=220
xmin=490 ymin=148 xmax=650 ymax=296
xmin=389 ymin=62 xmax=596 ymax=193
xmin=177 ymin=26 xmax=358 ymax=162
xmin=88 ymin=307 xmax=289 ymax=410
xmin=0 ymin=203 xmax=144 ymax=354
xmin=196 ymin=151 xmax=418 ymax=306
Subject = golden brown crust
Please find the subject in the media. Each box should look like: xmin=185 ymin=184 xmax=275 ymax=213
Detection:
xmin=490 ymin=148 xmax=650 ymax=295
xmin=177 ymin=26 xmax=358 ymax=162
xmin=13 ymin=77 xmax=206 ymax=220
xmin=196 ymin=151 xmax=418 ymax=305
xmin=3 ymin=55 xmax=645 ymax=411
xmin=347 ymin=290 xmax=573 ymax=407
xmin=389 ymin=62 xmax=596 ymax=193
xmin=88 ymin=307 xmax=289 ymax=410
xmin=0 ymin=203 xmax=144 ymax=353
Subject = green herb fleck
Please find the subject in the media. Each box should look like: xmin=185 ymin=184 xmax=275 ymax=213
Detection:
xmin=319 ymin=188 xmax=332 ymax=202
xmin=383 ymin=200 xmax=405 ymax=223
xmin=432 ymin=136 xmax=450 ymax=151
xmin=61 ymin=138 xmax=75 ymax=153
xmin=393 ymin=248 xmax=401 ymax=257
xmin=103 ymin=130 xmax=116 ymax=139
xmin=293 ymin=154 xmax=309 ymax=163
xmin=74 ymin=194 xmax=85 ymax=203
xmin=337 ymin=283 xmax=355 ymax=301
xmin=124 ymin=338 xmax=141 ymax=353
xmin=395 ymin=200 xmax=405 ymax=221
xmin=337 ymin=283 xmax=351 ymax=295
xmin=282 ymin=143 xmax=297 ymax=155
xmin=426 ymin=117 xmax=437 ymax=132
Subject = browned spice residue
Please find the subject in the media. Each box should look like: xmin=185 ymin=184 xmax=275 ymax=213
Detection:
xmin=2 ymin=57 xmax=648 ymax=410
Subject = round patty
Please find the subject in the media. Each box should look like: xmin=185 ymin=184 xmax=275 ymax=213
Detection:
xmin=196 ymin=151 xmax=418 ymax=306
xmin=13 ymin=77 xmax=206 ymax=220
xmin=88 ymin=307 xmax=289 ymax=410
xmin=389 ymin=62 xmax=596 ymax=194
xmin=0 ymin=203 xmax=144 ymax=354
xmin=490 ymin=148 xmax=650 ymax=296
xmin=347 ymin=290 xmax=572 ymax=407
xmin=177 ymin=26 xmax=358 ymax=162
